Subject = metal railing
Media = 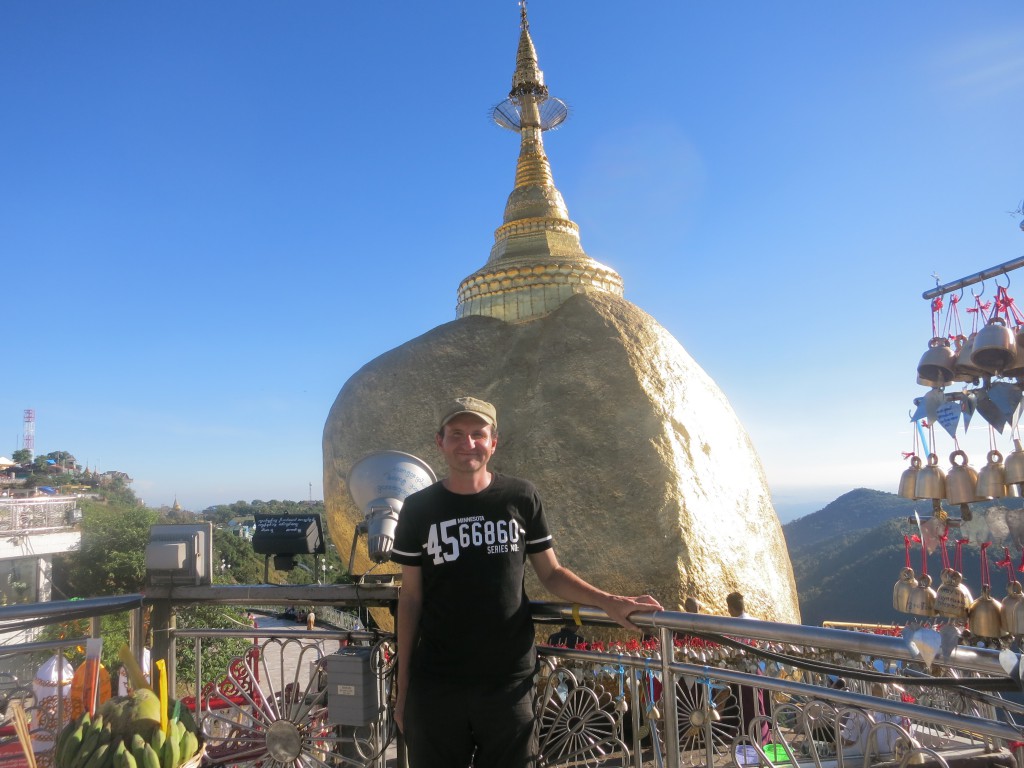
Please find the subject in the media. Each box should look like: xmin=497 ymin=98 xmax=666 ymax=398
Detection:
xmin=0 ymin=497 xmax=80 ymax=534
xmin=3 ymin=590 xmax=1024 ymax=768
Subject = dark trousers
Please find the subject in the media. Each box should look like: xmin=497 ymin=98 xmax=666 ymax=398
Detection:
xmin=731 ymin=683 xmax=771 ymax=745
xmin=404 ymin=673 xmax=538 ymax=768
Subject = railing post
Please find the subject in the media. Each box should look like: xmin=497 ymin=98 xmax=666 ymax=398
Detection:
xmin=129 ymin=605 xmax=142 ymax=663
xmin=659 ymin=625 xmax=680 ymax=768
xmin=150 ymin=598 xmax=176 ymax=694
xmin=194 ymin=636 xmax=202 ymax=713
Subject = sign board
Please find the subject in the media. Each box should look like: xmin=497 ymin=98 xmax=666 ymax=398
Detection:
xmin=252 ymin=513 xmax=326 ymax=555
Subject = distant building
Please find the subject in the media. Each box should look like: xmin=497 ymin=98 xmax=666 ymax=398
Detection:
xmin=0 ymin=495 xmax=82 ymax=642
xmin=0 ymin=495 xmax=81 ymax=601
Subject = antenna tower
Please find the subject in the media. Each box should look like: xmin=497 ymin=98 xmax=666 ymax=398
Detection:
xmin=23 ymin=409 xmax=35 ymax=458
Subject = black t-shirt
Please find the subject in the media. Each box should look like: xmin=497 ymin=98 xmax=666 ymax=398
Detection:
xmin=391 ymin=473 xmax=553 ymax=680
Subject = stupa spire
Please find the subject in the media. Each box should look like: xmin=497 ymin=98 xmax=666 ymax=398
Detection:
xmin=456 ymin=3 xmax=624 ymax=323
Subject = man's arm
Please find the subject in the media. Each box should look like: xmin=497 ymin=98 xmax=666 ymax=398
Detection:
xmin=395 ymin=564 xmax=423 ymax=733
xmin=529 ymin=549 xmax=662 ymax=631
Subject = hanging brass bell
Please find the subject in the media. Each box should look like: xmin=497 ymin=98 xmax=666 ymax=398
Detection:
xmin=975 ymin=450 xmax=1007 ymax=499
xmin=1001 ymin=326 xmax=1024 ymax=378
xmin=914 ymin=453 xmax=946 ymax=501
xmin=898 ymin=456 xmax=922 ymax=499
xmin=934 ymin=569 xmax=972 ymax=620
xmin=893 ymin=566 xmax=918 ymax=612
xmin=1004 ymin=439 xmax=1024 ymax=487
xmin=971 ymin=316 xmax=1017 ymax=374
xmin=1001 ymin=581 xmax=1024 ymax=636
xmin=953 ymin=333 xmax=986 ymax=382
xmin=945 ymin=450 xmax=979 ymax=520
xmin=917 ymin=336 xmax=956 ymax=386
xmin=969 ymin=585 xmax=1004 ymax=639
xmin=906 ymin=573 xmax=937 ymax=617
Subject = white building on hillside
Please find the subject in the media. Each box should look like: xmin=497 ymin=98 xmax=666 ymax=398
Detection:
xmin=0 ymin=495 xmax=81 ymax=608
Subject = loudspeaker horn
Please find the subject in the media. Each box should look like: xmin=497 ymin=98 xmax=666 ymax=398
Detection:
xmin=346 ymin=450 xmax=437 ymax=568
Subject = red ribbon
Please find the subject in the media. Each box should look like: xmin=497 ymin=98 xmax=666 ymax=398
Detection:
xmin=997 ymin=547 xmax=1017 ymax=584
xmin=994 ymin=286 xmax=1024 ymax=324
xmin=955 ymin=538 xmax=968 ymax=574
xmin=939 ymin=532 xmax=951 ymax=571
xmin=931 ymin=296 xmax=944 ymax=336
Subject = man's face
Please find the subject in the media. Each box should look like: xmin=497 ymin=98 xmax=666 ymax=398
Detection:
xmin=436 ymin=413 xmax=497 ymax=474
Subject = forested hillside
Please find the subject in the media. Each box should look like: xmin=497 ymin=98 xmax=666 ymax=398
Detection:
xmin=785 ymin=489 xmax=1024 ymax=626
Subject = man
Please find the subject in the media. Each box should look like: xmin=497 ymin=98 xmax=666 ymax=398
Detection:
xmin=392 ymin=396 xmax=662 ymax=768
xmin=727 ymin=591 xmax=750 ymax=619
xmin=724 ymin=590 xmax=769 ymax=744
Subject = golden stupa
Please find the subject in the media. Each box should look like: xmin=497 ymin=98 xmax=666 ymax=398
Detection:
xmin=323 ymin=7 xmax=800 ymax=623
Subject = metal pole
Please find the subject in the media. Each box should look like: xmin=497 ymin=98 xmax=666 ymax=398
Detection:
xmin=659 ymin=625 xmax=680 ymax=768
xmin=150 ymin=598 xmax=174 ymax=695
xmin=194 ymin=636 xmax=202 ymax=714
xmin=922 ymin=255 xmax=1024 ymax=300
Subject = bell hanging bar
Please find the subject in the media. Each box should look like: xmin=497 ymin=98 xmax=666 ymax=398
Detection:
xmin=922 ymin=255 xmax=1024 ymax=301
xmin=906 ymin=515 xmax=962 ymax=528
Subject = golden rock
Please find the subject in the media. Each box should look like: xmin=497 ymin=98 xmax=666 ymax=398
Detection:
xmin=322 ymin=7 xmax=799 ymax=626
xmin=323 ymin=291 xmax=799 ymax=624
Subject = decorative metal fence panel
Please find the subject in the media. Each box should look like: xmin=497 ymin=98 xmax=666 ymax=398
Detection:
xmin=3 ymin=592 xmax=1024 ymax=768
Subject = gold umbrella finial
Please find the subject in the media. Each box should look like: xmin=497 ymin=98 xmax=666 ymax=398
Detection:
xmin=456 ymin=7 xmax=624 ymax=322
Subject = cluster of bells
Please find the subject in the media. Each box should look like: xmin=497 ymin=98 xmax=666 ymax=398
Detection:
xmin=917 ymin=315 xmax=1024 ymax=387
xmin=897 ymin=444 xmax=1024 ymax=523
xmin=893 ymin=565 xmax=1023 ymax=641
xmin=904 ymin=319 xmax=1024 ymax=519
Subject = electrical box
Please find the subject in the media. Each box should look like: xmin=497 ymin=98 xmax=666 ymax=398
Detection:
xmin=145 ymin=541 xmax=186 ymax=570
xmin=146 ymin=523 xmax=213 ymax=585
xmin=325 ymin=646 xmax=380 ymax=726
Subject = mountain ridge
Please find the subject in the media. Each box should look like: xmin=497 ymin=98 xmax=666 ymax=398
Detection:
xmin=783 ymin=488 xmax=1024 ymax=626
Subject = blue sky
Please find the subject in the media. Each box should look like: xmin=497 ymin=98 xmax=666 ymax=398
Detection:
xmin=3 ymin=2 xmax=1024 ymax=521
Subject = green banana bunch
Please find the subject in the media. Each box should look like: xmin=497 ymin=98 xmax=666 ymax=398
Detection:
xmin=56 ymin=713 xmax=88 ymax=768
xmin=111 ymin=738 xmax=132 ymax=768
xmin=71 ymin=715 xmax=106 ymax=768
xmin=178 ymin=727 xmax=199 ymax=766
xmin=58 ymin=710 xmax=200 ymax=768
xmin=81 ymin=739 xmax=113 ymax=768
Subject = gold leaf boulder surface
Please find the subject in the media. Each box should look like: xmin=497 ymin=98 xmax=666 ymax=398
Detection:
xmin=324 ymin=292 xmax=799 ymax=627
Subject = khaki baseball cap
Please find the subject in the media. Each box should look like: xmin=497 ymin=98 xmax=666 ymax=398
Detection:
xmin=440 ymin=396 xmax=497 ymax=431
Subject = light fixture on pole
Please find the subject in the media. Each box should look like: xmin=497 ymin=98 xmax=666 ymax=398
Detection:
xmin=346 ymin=451 xmax=436 ymax=572
xmin=252 ymin=514 xmax=326 ymax=582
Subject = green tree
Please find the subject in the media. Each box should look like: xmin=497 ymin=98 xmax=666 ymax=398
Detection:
xmin=11 ymin=448 xmax=31 ymax=464
xmin=55 ymin=498 xmax=157 ymax=597
xmin=214 ymin=528 xmax=263 ymax=584
xmin=173 ymin=605 xmax=252 ymax=694
xmin=44 ymin=450 xmax=77 ymax=470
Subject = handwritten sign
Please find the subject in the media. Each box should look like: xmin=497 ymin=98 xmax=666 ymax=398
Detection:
xmin=252 ymin=513 xmax=326 ymax=555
